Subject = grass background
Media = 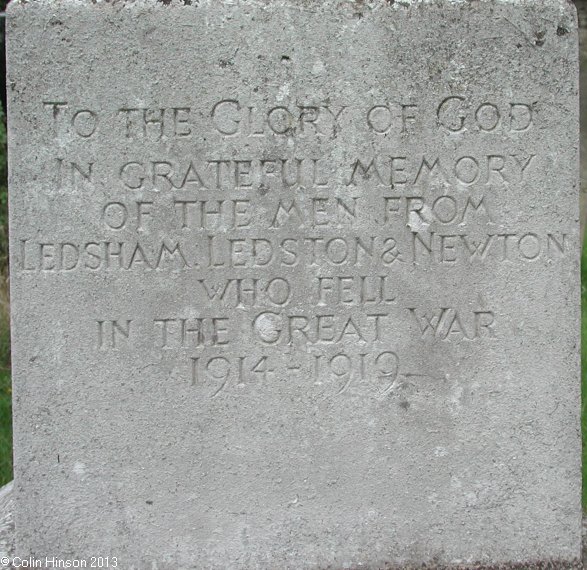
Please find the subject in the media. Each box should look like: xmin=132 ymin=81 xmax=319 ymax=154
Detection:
xmin=582 ymin=242 xmax=587 ymax=509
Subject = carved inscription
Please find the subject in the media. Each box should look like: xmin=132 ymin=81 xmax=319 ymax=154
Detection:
xmin=21 ymin=96 xmax=570 ymax=397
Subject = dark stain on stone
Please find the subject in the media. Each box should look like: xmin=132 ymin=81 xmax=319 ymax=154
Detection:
xmin=534 ymin=30 xmax=546 ymax=46
xmin=557 ymin=26 xmax=569 ymax=36
xmin=156 ymin=0 xmax=194 ymax=5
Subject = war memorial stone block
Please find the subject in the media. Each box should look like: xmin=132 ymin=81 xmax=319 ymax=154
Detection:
xmin=5 ymin=0 xmax=581 ymax=568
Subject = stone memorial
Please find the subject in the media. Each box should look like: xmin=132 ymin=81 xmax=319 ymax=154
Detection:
xmin=5 ymin=0 xmax=581 ymax=568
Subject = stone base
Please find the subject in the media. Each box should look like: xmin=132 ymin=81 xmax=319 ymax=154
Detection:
xmin=0 ymin=483 xmax=583 ymax=569
xmin=344 ymin=562 xmax=583 ymax=569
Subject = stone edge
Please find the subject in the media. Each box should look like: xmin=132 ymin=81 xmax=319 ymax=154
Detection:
xmin=2 ymin=0 xmax=578 ymax=14
xmin=0 ymin=483 xmax=584 ymax=569
xmin=338 ymin=561 xmax=583 ymax=570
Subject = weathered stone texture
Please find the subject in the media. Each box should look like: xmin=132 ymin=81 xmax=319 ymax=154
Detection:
xmin=6 ymin=0 xmax=581 ymax=568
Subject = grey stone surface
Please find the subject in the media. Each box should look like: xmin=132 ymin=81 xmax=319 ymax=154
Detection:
xmin=6 ymin=0 xmax=581 ymax=568
xmin=579 ymin=5 xmax=587 ymax=241
xmin=0 ymin=483 xmax=585 ymax=570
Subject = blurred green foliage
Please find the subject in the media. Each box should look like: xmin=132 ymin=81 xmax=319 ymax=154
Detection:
xmin=582 ymin=240 xmax=587 ymax=509
xmin=0 ymin=370 xmax=10 ymax=486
